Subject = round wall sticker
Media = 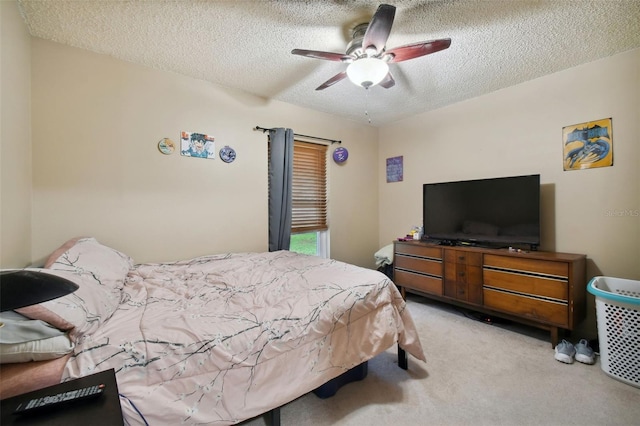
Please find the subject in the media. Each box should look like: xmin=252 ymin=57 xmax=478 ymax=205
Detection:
xmin=158 ymin=138 xmax=175 ymax=155
xmin=333 ymin=146 xmax=349 ymax=163
xmin=219 ymin=146 xmax=236 ymax=163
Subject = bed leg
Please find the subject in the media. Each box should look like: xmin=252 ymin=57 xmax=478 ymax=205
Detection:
xmin=398 ymin=344 xmax=408 ymax=370
xmin=267 ymin=407 xmax=281 ymax=426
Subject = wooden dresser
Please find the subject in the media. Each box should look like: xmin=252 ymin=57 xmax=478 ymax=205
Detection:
xmin=393 ymin=241 xmax=587 ymax=346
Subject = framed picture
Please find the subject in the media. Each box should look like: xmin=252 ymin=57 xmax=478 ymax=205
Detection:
xmin=180 ymin=131 xmax=215 ymax=159
xmin=386 ymin=156 xmax=403 ymax=182
xmin=563 ymin=118 xmax=613 ymax=171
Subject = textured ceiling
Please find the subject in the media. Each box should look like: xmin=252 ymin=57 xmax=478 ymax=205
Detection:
xmin=17 ymin=0 xmax=640 ymax=126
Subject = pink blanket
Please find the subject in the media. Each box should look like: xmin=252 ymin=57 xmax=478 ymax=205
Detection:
xmin=57 ymin=250 xmax=424 ymax=424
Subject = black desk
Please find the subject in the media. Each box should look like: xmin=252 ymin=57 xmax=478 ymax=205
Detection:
xmin=1 ymin=369 xmax=123 ymax=425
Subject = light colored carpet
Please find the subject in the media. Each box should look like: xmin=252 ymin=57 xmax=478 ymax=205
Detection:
xmin=242 ymin=294 xmax=640 ymax=425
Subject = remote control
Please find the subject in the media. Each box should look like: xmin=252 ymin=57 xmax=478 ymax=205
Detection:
xmin=13 ymin=383 xmax=105 ymax=415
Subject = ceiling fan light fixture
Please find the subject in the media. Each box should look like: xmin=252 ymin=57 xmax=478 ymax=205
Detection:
xmin=346 ymin=57 xmax=389 ymax=88
xmin=292 ymin=4 xmax=450 ymax=92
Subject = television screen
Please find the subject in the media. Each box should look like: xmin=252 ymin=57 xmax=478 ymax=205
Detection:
xmin=422 ymin=174 xmax=540 ymax=249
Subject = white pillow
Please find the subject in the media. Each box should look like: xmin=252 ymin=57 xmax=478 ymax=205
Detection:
xmin=0 ymin=334 xmax=74 ymax=364
xmin=0 ymin=311 xmax=65 ymax=344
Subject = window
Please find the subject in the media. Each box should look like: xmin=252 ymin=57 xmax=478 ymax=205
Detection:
xmin=290 ymin=141 xmax=329 ymax=258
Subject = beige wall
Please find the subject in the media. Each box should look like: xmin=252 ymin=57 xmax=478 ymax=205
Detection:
xmin=0 ymin=0 xmax=32 ymax=268
xmin=28 ymin=39 xmax=379 ymax=267
xmin=379 ymin=48 xmax=640 ymax=336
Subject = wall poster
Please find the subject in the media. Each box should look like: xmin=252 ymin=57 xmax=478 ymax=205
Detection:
xmin=562 ymin=118 xmax=613 ymax=171
xmin=180 ymin=131 xmax=216 ymax=159
xmin=386 ymin=156 xmax=403 ymax=183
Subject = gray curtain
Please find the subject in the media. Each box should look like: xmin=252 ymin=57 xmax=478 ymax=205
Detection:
xmin=268 ymin=128 xmax=294 ymax=251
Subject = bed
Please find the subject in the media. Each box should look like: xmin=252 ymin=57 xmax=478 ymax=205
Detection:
xmin=0 ymin=237 xmax=425 ymax=425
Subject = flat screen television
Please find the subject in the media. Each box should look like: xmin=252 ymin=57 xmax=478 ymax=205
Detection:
xmin=422 ymin=174 xmax=540 ymax=249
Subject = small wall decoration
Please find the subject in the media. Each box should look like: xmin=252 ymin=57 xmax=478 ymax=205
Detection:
xmin=180 ymin=131 xmax=215 ymax=159
xmin=333 ymin=146 xmax=349 ymax=164
xmin=386 ymin=156 xmax=403 ymax=183
xmin=157 ymin=138 xmax=175 ymax=155
xmin=219 ymin=146 xmax=236 ymax=163
xmin=563 ymin=118 xmax=613 ymax=171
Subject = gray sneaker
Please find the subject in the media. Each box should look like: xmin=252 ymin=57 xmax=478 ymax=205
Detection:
xmin=554 ymin=339 xmax=576 ymax=363
xmin=575 ymin=339 xmax=596 ymax=364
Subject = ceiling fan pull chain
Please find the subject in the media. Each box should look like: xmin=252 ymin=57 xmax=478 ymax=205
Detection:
xmin=365 ymin=87 xmax=372 ymax=124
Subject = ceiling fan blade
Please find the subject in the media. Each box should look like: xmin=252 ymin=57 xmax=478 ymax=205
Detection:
xmin=291 ymin=49 xmax=351 ymax=62
xmin=316 ymin=71 xmax=348 ymax=91
xmin=386 ymin=38 xmax=451 ymax=63
xmin=362 ymin=4 xmax=396 ymax=55
xmin=379 ymin=72 xmax=395 ymax=89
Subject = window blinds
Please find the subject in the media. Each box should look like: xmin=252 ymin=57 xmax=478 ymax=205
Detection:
xmin=291 ymin=141 xmax=328 ymax=233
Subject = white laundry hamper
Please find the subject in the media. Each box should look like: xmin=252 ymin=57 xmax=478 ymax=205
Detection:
xmin=587 ymin=276 xmax=640 ymax=388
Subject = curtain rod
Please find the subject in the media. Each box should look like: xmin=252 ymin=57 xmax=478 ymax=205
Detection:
xmin=254 ymin=126 xmax=341 ymax=144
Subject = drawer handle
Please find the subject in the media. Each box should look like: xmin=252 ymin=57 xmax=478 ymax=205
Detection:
xmin=458 ymin=256 xmax=465 ymax=261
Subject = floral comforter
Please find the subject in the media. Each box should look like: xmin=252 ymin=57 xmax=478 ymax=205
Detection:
xmin=36 ymin=239 xmax=424 ymax=425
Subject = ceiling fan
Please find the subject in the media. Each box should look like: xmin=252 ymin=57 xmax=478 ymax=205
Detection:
xmin=291 ymin=3 xmax=451 ymax=91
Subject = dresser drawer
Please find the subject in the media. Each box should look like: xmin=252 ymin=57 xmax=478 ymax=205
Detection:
xmin=484 ymin=254 xmax=568 ymax=278
xmin=395 ymin=243 xmax=442 ymax=259
xmin=394 ymin=269 xmax=443 ymax=295
xmin=483 ymin=287 xmax=568 ymax=326
xmin=396 ymin=254 xmax=442 ymax=276
xmin=444 ymin=250 xmax=482 ymax=266
xmin=483 ymin=268 xmax=568 ymax=301
xmin=445 ymin=263 xmax=482 ymax=284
